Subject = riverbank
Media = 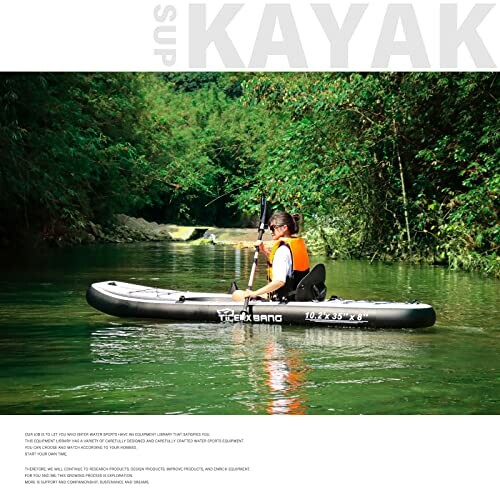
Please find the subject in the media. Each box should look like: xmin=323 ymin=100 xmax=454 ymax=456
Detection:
xmin=10 ymin=214 xmax=498 ymax=278
xmin=81 ymin=214 xmax=258 ymax=248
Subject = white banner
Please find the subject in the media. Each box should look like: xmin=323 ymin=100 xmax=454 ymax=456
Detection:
xmin=2 ymin=415 xmax=499 ymax=500
xmin=0 ymin=0 xmax=497 ymax=70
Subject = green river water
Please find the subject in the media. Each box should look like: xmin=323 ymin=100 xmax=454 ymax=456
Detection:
xmin=0 ymin=242 xmax=498 ymax=415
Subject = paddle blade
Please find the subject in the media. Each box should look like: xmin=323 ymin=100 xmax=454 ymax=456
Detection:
xmin=257 ymin=195 xmax=267 ymax=239
xmin=259 ymin=195 xmax=267 ymax=224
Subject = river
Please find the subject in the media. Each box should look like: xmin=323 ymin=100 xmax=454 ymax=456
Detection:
xmin=0 ymin=242 xmax=498 ymax=414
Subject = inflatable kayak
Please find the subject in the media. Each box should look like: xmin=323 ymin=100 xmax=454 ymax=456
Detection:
xmin=86 ymin=281 xmax=436 ymax=329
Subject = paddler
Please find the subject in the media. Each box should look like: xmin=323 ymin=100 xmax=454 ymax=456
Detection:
xmin=232 ymin=211 xmax=310 ymax=301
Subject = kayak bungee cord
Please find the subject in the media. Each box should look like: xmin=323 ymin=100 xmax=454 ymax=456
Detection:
xmin=126 ymin=286 xmax=186 ymax=298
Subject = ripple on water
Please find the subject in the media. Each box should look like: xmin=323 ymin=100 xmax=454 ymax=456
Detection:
xmin=0 ymin=244 xmax=498 ymax=415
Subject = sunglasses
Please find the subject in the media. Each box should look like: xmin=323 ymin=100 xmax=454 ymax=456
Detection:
xmin=269 ymin=224 xmax=285 ymax=232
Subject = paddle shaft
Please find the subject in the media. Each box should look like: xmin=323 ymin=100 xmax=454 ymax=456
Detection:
xmin=242 ymin=198 xmax=267 ymax=313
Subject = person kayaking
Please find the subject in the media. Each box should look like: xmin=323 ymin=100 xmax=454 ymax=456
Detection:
xmin=232 ymin=211 xmax=310 ymax=302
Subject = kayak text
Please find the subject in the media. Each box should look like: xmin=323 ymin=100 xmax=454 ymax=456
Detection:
xmin=154 ymin=3 xmax=497 ymax=69
xmin=217 ymin=309 xmax=283 ymax=323
xmin=305 ymin=311 xmax=369 ymax=323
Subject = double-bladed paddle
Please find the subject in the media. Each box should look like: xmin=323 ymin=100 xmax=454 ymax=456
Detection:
xmin=241 ymin=195 xmax=267 ymax=319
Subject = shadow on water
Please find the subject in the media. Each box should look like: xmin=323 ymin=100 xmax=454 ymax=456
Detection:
xmin=0 ymin=242 xmax=498 ymax=415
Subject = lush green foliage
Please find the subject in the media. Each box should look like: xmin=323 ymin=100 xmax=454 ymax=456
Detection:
xmin=237 ymin=73 xmax=499 ymax=276
xmin=135 ymin=73 xmax=279 ymax=225
xmin=0 ymin=73 xmax=276 ymax=245
xmin=0 ymin=74 xmax=149 ymax=243
xmin=0 ymin=72 xmax=497 ymax=276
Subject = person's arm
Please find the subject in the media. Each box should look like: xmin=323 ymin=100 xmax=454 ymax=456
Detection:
xmin=255 ymin=239 xmax=270 ymax=258
xmin=232 ymin=280 xmax=285 ymax=301
xmin=232 ymin=246 xmax=290 ymax=302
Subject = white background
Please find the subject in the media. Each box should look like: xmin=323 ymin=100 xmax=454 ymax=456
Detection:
xmin=0 ymin=0 xmax=497 ymax=70
xmin=0 ymin=0 xmax=498 ymax=497
xmin=2 ymin=415 xmax=499 ymax=499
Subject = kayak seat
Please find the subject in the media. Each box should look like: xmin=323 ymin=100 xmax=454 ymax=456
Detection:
xmin=293 ymin=264 xmax=327 ymax=302
xmin=228 ymin=281 xmax=239 ymax=294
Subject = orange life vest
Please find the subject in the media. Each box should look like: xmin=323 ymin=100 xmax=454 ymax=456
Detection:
xmin=267 ymin=237 xmax=310 ymax=299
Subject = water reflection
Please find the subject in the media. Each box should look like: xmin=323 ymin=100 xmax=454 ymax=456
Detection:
xmin=264 ymin=341 xmax=308 ymax=414
xmin=1 ymin=241 xmax=497 ymax=414
xmin=234 ymin=247 xmax=241 ymax=280
xmin=86 ymin=321 xmax=429 ymax=415
xmin=89 ymin=322 xmax=309 ymax=414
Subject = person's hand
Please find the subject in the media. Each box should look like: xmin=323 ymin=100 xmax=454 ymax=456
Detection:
xmin=254 ymin=239 xmax=265 ymax=251
xmin=231 ymin=289 xmax=255 ymax=302
xmin=255 ymin=240 xmax=269 ymax=256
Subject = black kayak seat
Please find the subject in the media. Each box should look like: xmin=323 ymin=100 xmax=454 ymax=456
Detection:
xmin=293 ymin=263 xmax=327 ymax=302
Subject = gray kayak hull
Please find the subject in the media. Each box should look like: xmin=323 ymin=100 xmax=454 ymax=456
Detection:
xmin=86 ymin=281 xmax=436 ymax=329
